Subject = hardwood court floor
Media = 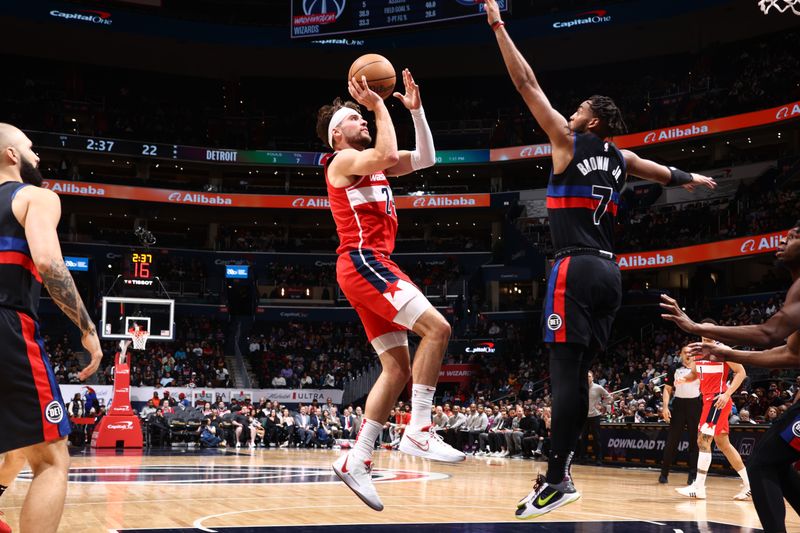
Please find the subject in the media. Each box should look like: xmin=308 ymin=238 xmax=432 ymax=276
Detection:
xmin=1 ymin=447 xmax=794 ymax=532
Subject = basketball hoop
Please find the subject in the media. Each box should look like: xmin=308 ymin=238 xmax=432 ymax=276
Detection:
xmin=131 ymin=329 xmax=149 ymax=351
xmin=758 ymin=0 xmax=800 ymax=14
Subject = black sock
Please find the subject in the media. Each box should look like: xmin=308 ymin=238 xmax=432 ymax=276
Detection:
xmin=0 ymin=484 xmax=7 ymax=497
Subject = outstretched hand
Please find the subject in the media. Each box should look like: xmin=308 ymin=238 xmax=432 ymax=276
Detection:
xmin=392 ymin=69 xmax=421 ymax=110
xmin=683 ymin=174 xmax=717 ymax=192
xmin=685 ymin=341 xmax=733 ymax=363
xmin=660 ymin=294 xmax=698 ymax=334
xmin=482 ymin=0 xmax=502 ymax=24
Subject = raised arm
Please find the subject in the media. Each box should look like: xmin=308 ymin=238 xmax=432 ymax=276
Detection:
xmin=483 ymin=0 xmax=570 ymax=151
xmin=385 ymin=69 xmax=436 ymax=177
xmin=621 ymin=149 xmax=716 ymax=191
xmin=19 ymin=187 xmax=102 ymax=380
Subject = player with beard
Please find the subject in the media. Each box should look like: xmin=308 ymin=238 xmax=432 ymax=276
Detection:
xmin=316 ymin=71 xmax=465 ymax=511
xmin=663 ymin=222 xmax=800 ymax=533
xmin=481 ymin=0 xmax=718 ymax=519
xmin=0 ymin=123 xmax=103 ymax=533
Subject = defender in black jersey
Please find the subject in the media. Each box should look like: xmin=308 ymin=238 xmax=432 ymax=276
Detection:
xmin=0 ymin=123 xmax=103 ymax=533
xmin=482 ymin=0 xmax=718 ymax=520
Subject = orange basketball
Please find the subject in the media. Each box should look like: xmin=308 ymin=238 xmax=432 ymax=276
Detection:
xmin=348 ymin=53 xmax=396 ymax=100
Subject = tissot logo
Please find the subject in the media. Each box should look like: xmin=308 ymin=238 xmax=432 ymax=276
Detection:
xmin=49 ymin=9 xmax=113 ymax=25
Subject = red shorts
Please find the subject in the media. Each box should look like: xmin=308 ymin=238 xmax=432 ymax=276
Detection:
xmin=337 ymin=250 xmax=431 ymax=352
xmin=699 ymin=396 xmax=732 ymax=436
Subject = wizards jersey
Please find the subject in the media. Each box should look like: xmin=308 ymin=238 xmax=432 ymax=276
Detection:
xmin=324 ymin=153 xmax=397 ymax=256
xmin=547 ymin=131 xmax=627 ymax=252
xmin=696 ymin=360 xmax=730 ymax=400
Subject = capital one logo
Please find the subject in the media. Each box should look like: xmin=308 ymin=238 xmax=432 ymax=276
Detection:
xmin=303 ymin=0 xmax=346 ymax=18
xmin=412 ymin=198 xmax=426 ymax=207
xmin=107 ymin=421 xmax=134 ymax=430
xmin=167 ymin=192 xmax=181 ymax=202
xmin=292 ymin=198 xmax=306 ymax=207
xmin=740 ymin=239 xmax=757 ymax=253
xmin=644 ymin=132 xmax=658 ymax=143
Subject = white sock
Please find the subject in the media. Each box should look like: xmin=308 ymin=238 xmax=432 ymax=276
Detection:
xmin=695 ymin=452 xmax=712 ymax=488
xmin=737 ymin=467 xmax=750 ymax=487
xmin=410 ymin=384 xmax=435 ymax=429
xmin=351 ymin=419 xmax=382 ymax=462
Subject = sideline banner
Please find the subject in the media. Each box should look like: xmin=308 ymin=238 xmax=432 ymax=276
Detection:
xmin=617 ymin=229 xmax=787 ymax=270
xmin=491 ymin=101 xmax=800 ymax=162
xmin=600 ymin=423 xmax=766 ymax=474
xmin=41 ymin=180 xmax=490 ymax=210
xmin=438 ymin=364 xmax=480 ymax=385
xmin=60 ymin=385 xmax=344 ymax=407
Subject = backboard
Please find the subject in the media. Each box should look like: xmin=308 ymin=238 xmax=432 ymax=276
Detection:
xmin=101 ymin=297 xmax=175 ymax=341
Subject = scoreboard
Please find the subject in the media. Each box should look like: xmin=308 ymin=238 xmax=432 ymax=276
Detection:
xmin=290 ymin=0 xmax=509 ymax=39
xmin=124 ymin=251 xmax=156 ymax=288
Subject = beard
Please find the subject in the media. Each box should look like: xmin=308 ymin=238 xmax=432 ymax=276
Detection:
xmin=20 ymin=157 xmax=43 ymax=187
xmin=345 ymin=131 xmax=372 ymax=150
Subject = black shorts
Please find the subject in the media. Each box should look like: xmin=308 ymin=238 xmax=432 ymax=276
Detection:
xmin=0 ymin=307 xmax=70 ymax=453
xmin=542 ymin=254 xmax=621 ymax=349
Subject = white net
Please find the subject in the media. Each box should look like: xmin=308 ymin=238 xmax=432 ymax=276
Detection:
xmin=759 ymin=0 xmax=800 ymax=14
xmin=131 ymin=331 xmax=149 ymax=350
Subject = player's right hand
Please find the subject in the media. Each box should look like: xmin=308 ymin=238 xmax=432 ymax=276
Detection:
xmin=348 ymin=75 xmax=383 ymax=111
xmin=662 ymin=408 xmax=671 ymax=423
xmin=682 ymin=174 xmax=717 ymax=192
xmin=79 ymin=328 xmax=103 ymax=381
xmin=685 ymin=341 xmax=732 ymax=362
xmin=482 ymin=0 xmax=502 ymax=24
xmin=660 ymin=294 xmax=699 ymax=334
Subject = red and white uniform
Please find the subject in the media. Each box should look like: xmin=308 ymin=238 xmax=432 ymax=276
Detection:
xmin=324 ymin=153 xmax=431 ymax=353
xmin=695 ymin=360 xmax=732 ymax=436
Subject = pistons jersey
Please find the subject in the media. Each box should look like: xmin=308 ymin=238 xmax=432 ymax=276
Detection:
xmin=695 ymin=360 xmax=730 ymax=400
xmin=324 ymin=153 xmax=397 ymax=256
xmin=547 ymin=131 xmax=627 ymax=252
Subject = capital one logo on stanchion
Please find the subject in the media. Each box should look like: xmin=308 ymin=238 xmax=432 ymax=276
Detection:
xmin=759 ymin=0 xmax=800 ymax=14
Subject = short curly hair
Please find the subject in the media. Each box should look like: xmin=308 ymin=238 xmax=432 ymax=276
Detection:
xmin=587 ymin=95 xmax=627 ymax=138
xmin=316 ymin=98 xmax=361 ymax=148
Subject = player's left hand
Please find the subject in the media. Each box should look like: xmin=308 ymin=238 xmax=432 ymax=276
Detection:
xmin=660 ymin=294 xmax=699 ymax=334
xmin=392 ymin=69 xmax=421 ymax=110
xmin=482 ymin=0 xmax=502 ymax=24
xmin=713 ymin=392 xmax=731 ymax=410
xmin=686 ymin=341 xmax=732 ymax=362
xmin=683 ymin=174 xmax=717 ymax=192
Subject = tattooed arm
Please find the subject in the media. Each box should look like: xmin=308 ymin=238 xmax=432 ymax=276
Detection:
xmin=19 ymin=188 xmax=102 ymax=380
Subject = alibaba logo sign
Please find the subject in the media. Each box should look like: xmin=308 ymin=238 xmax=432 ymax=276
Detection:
xmin=740 ymin=239 xmax=756 ymax=253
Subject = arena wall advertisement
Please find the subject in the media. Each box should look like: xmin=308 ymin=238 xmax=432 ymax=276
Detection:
xmin=60 ymin=385 xmax=344 ymax=408
xmin=490 ymin=100 xmax=800 ymax=162
xmin=617 ymin=229 xmax=789 ymax=270
xmin=40 ymin=180 xmax=490 ymax=209
xmin=600 ymin=423 xmax=767 ymax=474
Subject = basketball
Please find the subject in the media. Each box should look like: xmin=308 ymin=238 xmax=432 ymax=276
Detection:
xmin=348 ymin=53 xmax=396 ymax=100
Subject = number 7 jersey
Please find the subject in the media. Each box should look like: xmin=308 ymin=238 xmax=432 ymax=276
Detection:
xmin=324 ymin=152 xmax=398 ymax=256
xmin=547 ymin=131 xmax=627 ymax=252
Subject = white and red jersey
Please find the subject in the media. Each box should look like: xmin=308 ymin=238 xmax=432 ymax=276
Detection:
xmin=695 ymin=360 xmax=729 ymax=400
xmin=324 ymin=152 xmax=398 ymax=256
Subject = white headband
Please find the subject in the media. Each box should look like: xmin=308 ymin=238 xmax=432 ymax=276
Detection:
xmin=327 ymin=107 xmax=361 ymax=149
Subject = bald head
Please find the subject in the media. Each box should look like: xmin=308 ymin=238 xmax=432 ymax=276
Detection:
xmin=0 ymin=123 xmax=41 ymax=186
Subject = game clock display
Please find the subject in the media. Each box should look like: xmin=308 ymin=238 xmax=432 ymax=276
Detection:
xmin=290 ymin=0 xmax=509 ymax=38
xmin=123 ymin=252 xmax=156 ymax=287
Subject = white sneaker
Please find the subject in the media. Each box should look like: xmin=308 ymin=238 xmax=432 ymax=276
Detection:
xmin=733 ymin=487 xmax=751 ymax=501
xmin=399 ymin=426 xmax=466 ymax=463
xmin=235 ymin=442 xmax=241 ymax=449
xmin=501 ymin=450 xmax=510 ymax=457
xmin=676 ymin=483 xmax=706 ymax=499
xmin=332 ymin=453 xmax=383 ymax=511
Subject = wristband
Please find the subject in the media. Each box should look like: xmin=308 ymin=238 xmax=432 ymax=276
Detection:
xmin=668 ymin=167 xmax=693 ymax=187
xmin=491 ymin=20 xmax=505 ymax=31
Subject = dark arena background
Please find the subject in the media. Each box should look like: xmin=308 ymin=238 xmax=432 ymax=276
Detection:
xmin=0 ymin=0 xmax=799 ymax=531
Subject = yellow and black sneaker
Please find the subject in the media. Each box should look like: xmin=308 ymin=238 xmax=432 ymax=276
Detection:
xmin=515 ymin=474 xmax=581 ymax=520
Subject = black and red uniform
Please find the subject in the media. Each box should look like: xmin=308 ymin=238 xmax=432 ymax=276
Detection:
xmin=0 ymin=181 xmax=70 ymax=454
